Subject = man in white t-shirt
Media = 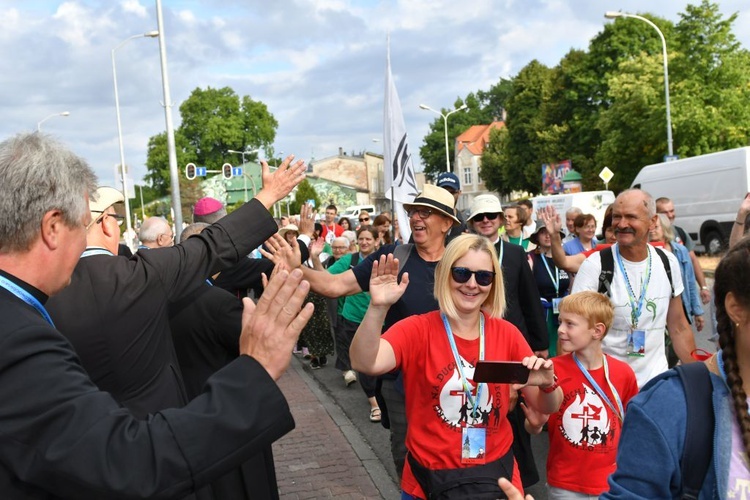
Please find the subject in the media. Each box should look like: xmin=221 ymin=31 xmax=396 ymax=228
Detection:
xmin=572 ymin=189 xmax=696 ymax=387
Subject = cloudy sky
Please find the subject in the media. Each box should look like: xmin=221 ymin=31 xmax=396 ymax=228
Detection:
xmin=3 ymin=0 xmax=750 ymax=190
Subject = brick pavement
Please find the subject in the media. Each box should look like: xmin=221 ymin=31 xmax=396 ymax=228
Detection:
xmin=273 ymin=359 xmax=398 ymax=499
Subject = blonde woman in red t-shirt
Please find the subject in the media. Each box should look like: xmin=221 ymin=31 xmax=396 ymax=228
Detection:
xmin=350 ymin=234 xmax=562 ymax=499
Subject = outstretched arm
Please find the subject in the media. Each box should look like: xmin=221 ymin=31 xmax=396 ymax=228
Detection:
xmin=350 ymin=255 xmax=408 ymax=376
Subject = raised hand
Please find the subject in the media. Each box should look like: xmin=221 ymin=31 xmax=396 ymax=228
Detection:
xmin=368 ymin=254 xmax=409 ymax=308
xmin=309 ymin=237 xmax=325 ymax=260
xmin=540 ymin=205 xmax=563 ymax=236
xmin=261 ymin=233 xmax=302 ymax=271
xmin=255 ymin=155 xmax=307 ymax=209
xmin=298 ymin=202 xmax=316 ymax=238
xmin=240 ymin=269 xmax=315 ymax=380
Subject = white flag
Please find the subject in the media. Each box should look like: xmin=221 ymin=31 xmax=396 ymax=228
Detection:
xmin=383 ymin=37 xmax=418 ymax=243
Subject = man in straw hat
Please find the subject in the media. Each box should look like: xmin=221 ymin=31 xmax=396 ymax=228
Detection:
xmin=264 ymin=183 xmax=460 ymax=478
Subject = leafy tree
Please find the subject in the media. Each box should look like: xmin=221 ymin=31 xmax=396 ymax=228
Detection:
xmin=289 ymin=179 xmax=320 ymax=215
xmin=144 ymin=86 xmax=278 ymax=205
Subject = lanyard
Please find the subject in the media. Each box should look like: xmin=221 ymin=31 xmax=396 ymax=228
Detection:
xmin=497 ymin=240 xmax=504 ymax=268
xmin=613 ymin=244 xmax=651 ymax=329
xmin=572 ymin=353 xmax=624 ymax=422
xmin=0 ymin=275 xmax=55 ymax=327
xmin=80 ymin=248 xmax=115 ymax=258
xmin=441 ymin=312 xmax=485 ymax=418
xmin=539 ymin=254 xmax=560 ymax=297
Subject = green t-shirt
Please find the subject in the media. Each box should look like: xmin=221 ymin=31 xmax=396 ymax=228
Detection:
xmin=327 ymin=253 xmax=371 ymax=324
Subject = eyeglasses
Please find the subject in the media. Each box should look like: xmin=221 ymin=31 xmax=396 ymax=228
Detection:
xmin=471 ymin=212 xmax=500 ymax=223
xmin=92 ymin=210 xmax=124 ymax=226
xmin=332 ymin=245 xmax=348 ymax=250
xmin=359 ymin=217 xmax=370 ymax=222
xmin=407 ymin=207 xmax=433 ymax=219
xmin=451 ymin=267 xmax=495 ymax=286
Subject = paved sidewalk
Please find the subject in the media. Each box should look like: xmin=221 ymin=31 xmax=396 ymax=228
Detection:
xmin=273 ymin=358 xmax=400 ymax=499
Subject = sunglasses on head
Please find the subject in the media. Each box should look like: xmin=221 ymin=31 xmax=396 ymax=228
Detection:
xmin=451 ymin=267 xmax=495 ymax=286
xmin=471 ymin=212 xmax=500 ymax=223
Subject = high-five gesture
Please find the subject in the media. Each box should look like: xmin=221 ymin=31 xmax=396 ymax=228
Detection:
xmin=255 ymin=155 xmax=307 ymax=209
xmin=368 ymin=254 xmax=409 ymax=308
xmin=262 ymin=233 xmax=303 ymax=271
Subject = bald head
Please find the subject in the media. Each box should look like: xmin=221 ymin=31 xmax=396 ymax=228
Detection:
xmin=139 ymin=217 xmax=174 ymax=248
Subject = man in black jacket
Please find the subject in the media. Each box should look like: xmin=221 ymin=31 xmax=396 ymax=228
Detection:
xmin=467 ymin=194 xmax=548 ymax=488
xmin=0 ymin=132 xmax=312 ymax=498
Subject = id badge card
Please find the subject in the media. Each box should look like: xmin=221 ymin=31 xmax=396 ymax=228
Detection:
xmin=626 ymin=329 xmax=646 ymax=357
xmin=461 ymin=427 xmax=487 ymax=465
xmin=552 ymin=297 xmax=562 ymax=315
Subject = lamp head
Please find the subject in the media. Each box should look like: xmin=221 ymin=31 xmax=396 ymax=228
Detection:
xmin=458 ymin=104 xmax=468 ymax=111
xmin=604 ymin=11 xmax=623 ymax=19
xmin=60 ymin=111 xmax=70 ymax=117
xmin=419 ymin=104 xmax=430 ymax=110
xmin=145 ymin=31 xmax=160 ymax=38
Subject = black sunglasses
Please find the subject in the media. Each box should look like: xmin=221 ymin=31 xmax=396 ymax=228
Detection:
xmin=359 ymin=216 xmax=370 ymax=222
xmin=451 ymin=267 xmax=495 ymax=286
xmin=471 ymin=212 xmax=500 ymax=223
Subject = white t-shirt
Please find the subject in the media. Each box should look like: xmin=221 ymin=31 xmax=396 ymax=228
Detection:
xmin=572 ymin=244 xmax=683 ymax=388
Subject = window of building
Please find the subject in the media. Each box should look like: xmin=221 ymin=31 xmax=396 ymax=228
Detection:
xmin=463 ymin=167 xmax=472 ymax=186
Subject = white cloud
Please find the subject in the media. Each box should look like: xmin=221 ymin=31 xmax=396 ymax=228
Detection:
xmin=1 ymin=0 xmax=750 ymax=192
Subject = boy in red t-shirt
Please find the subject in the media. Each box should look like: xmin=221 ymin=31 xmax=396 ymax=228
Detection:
xmin=522 ymin=291 xmax=638 ymax=499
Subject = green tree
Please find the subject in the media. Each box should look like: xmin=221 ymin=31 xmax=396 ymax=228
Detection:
xmin=290 ymin=179 xmax=321 ymax=215
xmin=145 ymin=86 xmax=278 ymax=202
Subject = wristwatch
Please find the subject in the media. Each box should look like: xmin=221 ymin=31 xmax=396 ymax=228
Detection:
xmin=540 ymin=374 xmax=559 ymax=394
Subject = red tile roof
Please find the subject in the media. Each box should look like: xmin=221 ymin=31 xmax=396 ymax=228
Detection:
xmin=456 ymin=121 xmax=505 ymax=155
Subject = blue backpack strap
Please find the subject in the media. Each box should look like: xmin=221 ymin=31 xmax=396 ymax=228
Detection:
xmin=675 ymin=362 xmax=715 ymax=500
xmin=598 ymin=246 xmax=614 ymax=296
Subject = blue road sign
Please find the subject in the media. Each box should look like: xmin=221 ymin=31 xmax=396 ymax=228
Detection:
xmin=196 ymin=166 xmax=207 ymax=177
xmin=663 ymin=155 xmax=680 ymax=162
xmin=232 ymin=167 xmax=243 ymax=176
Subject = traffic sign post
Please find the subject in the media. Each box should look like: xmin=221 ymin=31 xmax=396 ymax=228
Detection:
xmin=185 ymin=163 xmax=196 ymax=180
xmin=599 ymin=166 xmax=614 ymax=191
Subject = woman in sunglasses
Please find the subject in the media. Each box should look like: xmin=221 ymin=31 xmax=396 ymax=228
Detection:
xmin=351 ymin=234 xmax=561 ymax=500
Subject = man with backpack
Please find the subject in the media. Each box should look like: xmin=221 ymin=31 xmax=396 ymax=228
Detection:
xmin=572 ymin=189 xmax=696 ymax=387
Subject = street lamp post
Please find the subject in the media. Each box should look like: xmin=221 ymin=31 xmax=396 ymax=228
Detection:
xmin=227 ymin=149 xmax=259 ymax=202
xmin=37 ymin=111 xmax=70 ymax=131
xmin=605 ymin=11 xmax=673 ymax=157
xmin=419 ymin=103 xmax=468 ymax=172
xmin=112 ymin=30 xmax=159 ymax=242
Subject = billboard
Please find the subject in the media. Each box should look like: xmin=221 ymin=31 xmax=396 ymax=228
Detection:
xmin=541 ymin=159 xmax=572 ymax=194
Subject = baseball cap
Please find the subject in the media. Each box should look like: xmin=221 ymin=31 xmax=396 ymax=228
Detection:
xmin=436 ymin=172 xmax=460 ymax=191
xmin=468 ymin=194 xmax=503 ymax=222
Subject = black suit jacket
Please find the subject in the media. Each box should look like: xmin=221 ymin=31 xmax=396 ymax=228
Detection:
xmin=0 ymin=273 xmax=293 ymax=499
xmin=169 ymin=285 xmax=279 ymax=499
xmin=47 ymin=198 xmax=279 ymax=419
xmin=494 ymin=240 xmax=548 ymax=352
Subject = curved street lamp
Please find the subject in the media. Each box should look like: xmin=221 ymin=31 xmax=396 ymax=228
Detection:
xmin=605 ymin=11 xmax=673 ymax=157
xmin=37 ymin=111 xmax=70 ymax=131
xmin=112 ymin=30 xmax=159 ymax=239
xmin=419 ymin=103 xmax=468 ymax=172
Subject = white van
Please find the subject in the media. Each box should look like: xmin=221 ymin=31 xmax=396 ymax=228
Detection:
xmin=339 ymin=205 xmax=376 ymax=219
xmin=531 ymin=191 xmax=615 ymax=235
xmin=630 ymin=147 xmax=750 ymax=254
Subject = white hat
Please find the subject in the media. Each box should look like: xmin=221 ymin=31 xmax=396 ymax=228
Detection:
xmin=278 ymin=224 xmax=299 ymax=239
xmin=89 ymin=186 xmax=124 ymax=223
xmin=468 ymin=194 xmax=504 ymax=222
xmin=404 ymin=184 xmax=460 ymax=225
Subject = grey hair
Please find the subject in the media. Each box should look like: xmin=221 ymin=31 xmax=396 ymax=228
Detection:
xmin=565 ymin=207 xmax=583 ymax=217
xmin=138 ymin=217 xmax=171 ymax=243
xmin=180 ymin=222 xmax=210 ymax=241
xmin=618 ymin=188 xmax=656 ymax=218
xmin=0 ymin=132 xmax=97 ymax=253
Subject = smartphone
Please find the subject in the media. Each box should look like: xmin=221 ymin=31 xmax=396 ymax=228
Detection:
xmin=473 ymin=361 xmax=530 ymax=384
